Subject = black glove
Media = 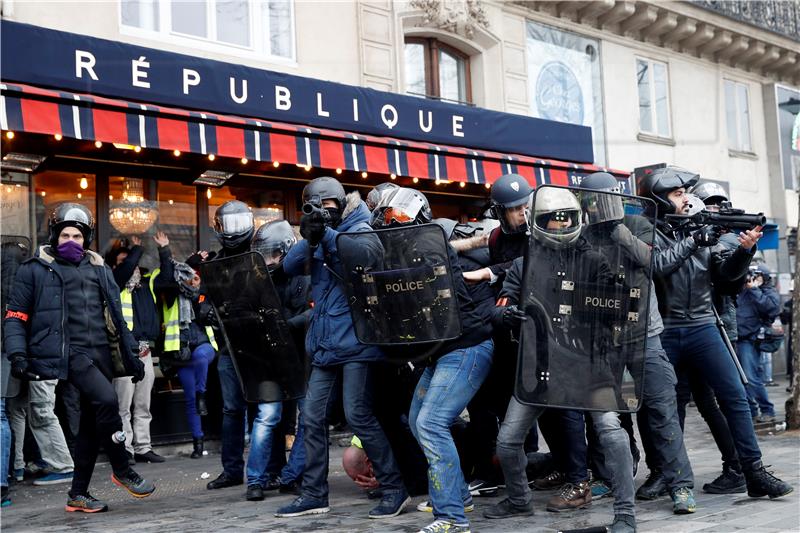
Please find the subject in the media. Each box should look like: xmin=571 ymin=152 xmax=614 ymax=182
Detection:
xmin=501 ymin=305 xmax=528 ymax=329
xmin=10 ymin=355 xmax=40 ymax=380
xmin=128 ymin=347 xmax=146 ymax=383
xmin=693 ymin=225 xmax=720 ymax=247
xmin=300 ymin=212 xmax=326 ymax=247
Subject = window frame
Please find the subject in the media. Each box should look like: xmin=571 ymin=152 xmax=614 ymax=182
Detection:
xmin=724 ymin=78 xmax=754 ymax=154
xmin=404 ymin=37 xmax=472 ymax=105
xmin=119 ymin=0 xmax=296 ymax=63
xmin=635 ymin=56 xmax=672 ymax=140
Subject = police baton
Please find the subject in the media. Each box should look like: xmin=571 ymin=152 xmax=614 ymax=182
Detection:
xmin=711 ymin=306 xmax=748 ymax=386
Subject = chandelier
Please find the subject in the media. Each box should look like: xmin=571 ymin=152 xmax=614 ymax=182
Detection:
xmin=109 ymin=178 xmax=158 ymax=234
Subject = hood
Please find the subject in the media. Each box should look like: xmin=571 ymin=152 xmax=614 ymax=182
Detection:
xmin=35 ymin=245 xmax=105 ymax=267
xmin=337 ymin=192 xmax=371 ymax=232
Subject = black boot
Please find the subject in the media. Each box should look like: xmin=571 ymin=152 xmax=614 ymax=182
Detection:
xmin=191 ymin=437 xmax=204 ymax=459
xmin=743 ymin=461 xmax=793 ymax=499
xmin=636 ymin=470 xmax=669 ymax=500
xmin=702 ymin=465 xmax=746 ymax=494
xmin=196 ymin=392 xmax=208 ymax=417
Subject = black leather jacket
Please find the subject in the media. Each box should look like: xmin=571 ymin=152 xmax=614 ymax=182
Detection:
xmin=646 ymin=222 xmax=755 ymax=328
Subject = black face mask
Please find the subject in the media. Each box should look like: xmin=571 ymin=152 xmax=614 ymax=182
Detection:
xmin=325 ymin=207 xmax=343 ymax=228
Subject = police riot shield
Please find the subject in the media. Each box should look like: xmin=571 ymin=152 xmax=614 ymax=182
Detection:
xmin=514 ymin=186 xmax=656 ymax=413
xmin=336 ymin=223 xmax=462 ymax=349
xmin=199 ymin=252 xmax=305 ymax=402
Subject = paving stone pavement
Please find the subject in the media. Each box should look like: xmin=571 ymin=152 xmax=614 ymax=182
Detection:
xmin=2 ymin=387 xmax=798 ymax=532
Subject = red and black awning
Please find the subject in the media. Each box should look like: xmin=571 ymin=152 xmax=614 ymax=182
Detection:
xmin=1 ymin=82 xmax=628 ymax=186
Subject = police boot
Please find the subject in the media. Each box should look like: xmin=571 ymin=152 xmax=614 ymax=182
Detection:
xmin=191 ymin=438 xmax=204 ymax=459
xmin=743 ymin=461 xmax=793 ymax=499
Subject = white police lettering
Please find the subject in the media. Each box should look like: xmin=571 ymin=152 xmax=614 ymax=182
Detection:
xmin=275 ymin=86 xmax=291 ymax=110
xmin=584 ymin=296 xmax=621 ymax=309
xmin=183 ymin=69 xmax=201 ymax=95
xmin=132 ymin=56 xmax=150 ymax=89
xmin=385 ymin=281 xmax=424 ymax=293
xmin=75 ymin=50 xmax=98 ymax=81
xmin=419 ymin=110 xmax=433 ymax=133
xmin=316 ymin=92 xmax=330 ymax=117
xmin=381 ymin=104 xmax=398 ymax=129
xmin=230 ymin=77 xmax=248 ymax=104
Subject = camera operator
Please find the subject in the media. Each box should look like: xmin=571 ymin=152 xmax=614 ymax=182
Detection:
xmin=637 ymin=167 xmax=792 ymax=501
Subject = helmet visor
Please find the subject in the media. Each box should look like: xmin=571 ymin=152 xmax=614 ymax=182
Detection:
xmin=215 ymin=212 xmax=254 ymax=235
xmin=582 ymin=191 xmax=624 ymax=225
xmin=379 ymin=189 xmax=426 ymax=225
xmin=59 ymin=206 xmax=94 ymax=227
xmin=534 ymin=209 xmax=581 ymax=236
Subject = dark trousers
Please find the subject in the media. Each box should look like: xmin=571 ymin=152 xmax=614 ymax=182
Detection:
xmin=68 ymin=346 xmax=130 ymax=497
xmin=217 ymin=355 xmax=246 ymax=479
xmin=538 ymin=409 xmax=588 ymax=483
xmin=302 ymin=361 xmax=404 ymax=501
xmin=55 ymin=381 xmax=81 ymax=458
xmin=662 ymin=324 xmax=761 ymax=468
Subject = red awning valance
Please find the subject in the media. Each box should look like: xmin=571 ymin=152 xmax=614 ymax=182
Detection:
xmin=0 ymin=82 xmax=628 ymax=186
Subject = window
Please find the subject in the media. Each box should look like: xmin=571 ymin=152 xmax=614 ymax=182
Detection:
xmin=404 ymin=38 xmax=471 ymax=104
xmin=636 ymin=58 xmax=671 ymax=138
xmin=121 ymin=0 xmax=294 ymax=59
xmin=725 ymin=79 xmax=753 ymax=153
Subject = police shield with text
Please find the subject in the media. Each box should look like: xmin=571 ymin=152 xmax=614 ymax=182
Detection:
xmin=515 ymin=185 xmax=653 ymax=412
xmin=337 ymin=188 xmax=462 ymax=350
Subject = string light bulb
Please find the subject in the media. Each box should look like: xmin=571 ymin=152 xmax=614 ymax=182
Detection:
xmin=206 ymin=188 xmax=212 ymax=199
xmin=208 ymin=154 xmax=215 ymax=161
xmin=54 ymin=134 xmax=63 ymax=141
xmin=273 ymin=161 xmax=280 ymax=168
xmin=94 ymin=141 xmax=103 ymax=148
xmin=5 ymin=131 xmax=14 ymax=139
xmin=41 ymin=191 xmax=46 ymax=197
xmin=412 ymin=177 xmax=419 ymax=184
xmin=459 ymin=182 xmax=466 ymax=188
xmin=241 ymin=157 xmax=248 ymax=164
xmin=304 ymin=165 xmax=311 ymax=171
xmin=79 ymin=177 xmax=89 ymax=190
xmin=484 ymin=183 xmax=491 ymax=189
xmin=77 ymin=193 xmax=82 ymax=199
xmin=133 ymin=146 xmax=142 ymax=153
xmin=390 ymin=174 xmax=397 ymax=180
xmin=361 ymin=172 xmax=368 ymax=179
xmin=335 ymin=168 xmax=342 ymax=175
xmin=173 ymin=149 xmax=181 ymax=157
xmin=168 ymin=199 xmax=174 ymax=205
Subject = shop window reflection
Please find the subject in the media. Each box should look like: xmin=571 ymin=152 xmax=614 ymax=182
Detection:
xmin=32 ymin=171 xmax=97 ymax=250
xmin=207 ymin=186 xmax=285 ymax=252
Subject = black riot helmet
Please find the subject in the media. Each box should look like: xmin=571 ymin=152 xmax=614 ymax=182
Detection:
xmin=213 ymin=200 xmax=255 ymax=250
xmin=48 ymin=202 xmax=95 ymax=248
xmin=489 ymin=173 xmax=533 ymax=234
xmin=578 ymin=172 xmax=625 ymax=226
xmin=302 ymin=176 xmax=347 ymax=228
xmin=637 ymin=166 xmax=699 ymax=217
xmin=252 ymin=220 xmax=297 ymax=269
xmin=690 ymin=181 xmax=729 ymax=207
xmin=371 ymin=187 xmax=432 ymax=228
xmin=366 ymin=182 xmax=399 ymax=211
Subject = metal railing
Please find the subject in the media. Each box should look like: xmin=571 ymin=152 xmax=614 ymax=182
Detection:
xmin=690 ymin=1 xmax=800 ymax=41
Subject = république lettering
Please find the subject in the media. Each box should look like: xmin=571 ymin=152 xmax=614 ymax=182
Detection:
xmin=74 ymin=50 xmax=466 ymax=139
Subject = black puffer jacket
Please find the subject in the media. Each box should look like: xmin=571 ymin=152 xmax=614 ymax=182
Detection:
xmin=3 ymin=246 xmax=140 ymax=380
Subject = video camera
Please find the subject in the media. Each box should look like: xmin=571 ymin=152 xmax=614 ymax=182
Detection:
xmin=667 ymin=204 xmax=765 ymax=233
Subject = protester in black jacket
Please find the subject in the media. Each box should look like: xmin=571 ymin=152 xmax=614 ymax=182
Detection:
xmin=2 ymin=203 xmax=154 ymax=513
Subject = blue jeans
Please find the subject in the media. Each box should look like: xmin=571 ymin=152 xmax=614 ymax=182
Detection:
xmin=280 ymin=399 xmax=306 ymax=484
xmin=410 ymin=340 xmax=494 ymax=525
xmin=661 ymin=324 xmax=761 ymax=467
xmin=737 ymin=340 xmax=775 ymax=417
xmin=1 ymin=398 xmax=10 ymax=488
xmin=246 ymin=401 xmax=282 ymax=487
xmin=302 ymin=361 xmax=404 ymax=501
xmin=538 ymin=409 xmax=588 ymax=483
xmin=217 ymin=354 xmax=246 ymax=479
xmin=176 ymin=343 xmax=216 ymax=439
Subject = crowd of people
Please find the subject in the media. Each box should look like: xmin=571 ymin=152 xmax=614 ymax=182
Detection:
xmin=0 ymin=166 xmax=794 ymax=533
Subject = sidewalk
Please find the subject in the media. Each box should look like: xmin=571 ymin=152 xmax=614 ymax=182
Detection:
xmin=2 ymin=388 xmax=798 ymax=532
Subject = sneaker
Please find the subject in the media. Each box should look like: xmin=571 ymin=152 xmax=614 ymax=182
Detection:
xmin=671 ymin=487 xmax=696 ymax=514
xmin=416 ymin=519 xmax=471 ymax=533
xmin=483 ymin=497 xmax=534 ymax=519
xmin=546 ymin=481 xmax=591 ymax=512
xmin=610 ymin=513 xmax=637 ymax=533
xmin=1 ymin=486 xmax=10 ymax=507
xmin=12 ymin=468 xmax=24 ymax=482
xmin=366 ymin=488 xmax=383 ymax=500
xmin=279 ymin=480 xmax=301 ymax=496
xmin=246 ymin=484 xmax=264 ymax=501
xmin=533 ymin=470 xmax=564 ymax=490
xmin=65 ymin=493 xmax=108 ymax=513
xmin=111 ymin=469 xmax=156 ymax=498
xmin=702 ymin=467 xmax=746 ymax=494
xmin=275 ymin=495 xmax=330 ymax=517
xmin=25 ymin=460 xmax=48 ymax=477
xmin=417 ymin=495 xmax=474 ymax=513
xmin=525 ymin=451 xmax=555 ymax=481
xmin=590 ymin=479 xmax=612 ymax=500
xmin=134 ymin=450 xmax=166 ymax=463
xmin=744 ymin=461 xmax=794 ymax=499
xmin=468 ymin=479 xmax=500 ymax=497
xmin=33 ymin=472 xmax=74 ymax=486
xmin=636 ymin=470 xmax=668 ymax=500
xmin=369 ymin=490 xmax=410 ymax=519
xmin=207 ymin=472 xmax=243 ymax=490
xmin=264 ymin=476 xmax=281 ymax=491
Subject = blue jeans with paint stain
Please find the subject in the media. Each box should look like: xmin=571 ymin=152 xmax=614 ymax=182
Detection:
xmin=409 ymin=339 xmax=494 ymax=525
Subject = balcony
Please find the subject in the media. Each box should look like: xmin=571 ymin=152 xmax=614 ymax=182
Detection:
xmin=690 ymin=1 xmax=799 ymax=42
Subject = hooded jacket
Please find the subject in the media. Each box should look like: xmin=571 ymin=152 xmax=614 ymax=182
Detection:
xmin=737 ymin=280 xmax=781 ymax=340
xmin=284 ymin=192 xmax=384 ymax=367
xmin=3 ymin=246 xmax=140 ymax=380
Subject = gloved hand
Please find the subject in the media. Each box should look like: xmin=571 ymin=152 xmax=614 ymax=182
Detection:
xmin=128 ymin=347 xmax=146 ymax=383
xmin=300 ymin=212 xmax=326 ymax=247
xmin=501 ymin=305 xmax=528 ymax=329
xmin=10 ymin=355 xmax=40 ymax=380
xmin=693 ymin=225 xmax=720 ymax=247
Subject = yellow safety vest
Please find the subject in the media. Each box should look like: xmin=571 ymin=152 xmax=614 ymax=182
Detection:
xmin=162 ymin=294 xmax=218 ymax=352
xmin=120 ymin=269 xmax=158 ymax=332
